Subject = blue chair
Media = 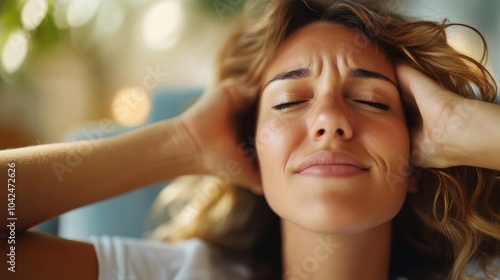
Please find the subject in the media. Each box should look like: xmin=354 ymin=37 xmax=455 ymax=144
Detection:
xmin=36 ymin=88 xmax=202 ymax=240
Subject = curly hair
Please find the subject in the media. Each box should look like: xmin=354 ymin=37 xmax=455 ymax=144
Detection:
xmin=147 ymin=1 xmax=499 ymax=279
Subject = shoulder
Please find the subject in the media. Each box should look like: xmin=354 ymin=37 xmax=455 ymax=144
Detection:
xmin=90 ymin=236 xmax=249 ymax=280
xmin=464 ymin=257 xmax=500 ymax=279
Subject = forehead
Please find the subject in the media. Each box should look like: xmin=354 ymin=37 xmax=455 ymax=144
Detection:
xmin=263 ymin=21 xmax=394 ymax=82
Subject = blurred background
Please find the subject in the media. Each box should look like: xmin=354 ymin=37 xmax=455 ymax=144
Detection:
xmin=0 ymin=0 xmax=498 ymax=149
xmin=0 ymin=0 xmax=499 ymax=239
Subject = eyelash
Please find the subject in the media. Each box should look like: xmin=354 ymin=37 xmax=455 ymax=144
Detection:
xmin=352 ymin=99 xmax=391 ymax=111
xmin=271 ymin=99 xmax=391 ymax=111
xmin=272 ymin=100 xmax=307 ymax=111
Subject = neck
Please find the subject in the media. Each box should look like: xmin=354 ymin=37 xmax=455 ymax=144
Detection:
xmin=281 ymin=220 xmax=392 ymax=280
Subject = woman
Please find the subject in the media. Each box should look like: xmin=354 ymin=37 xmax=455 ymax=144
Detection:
xmin=1 ymin=0 xmax=499 ymax=279
xmin=150 ymin=1 xmax=500 ymax=279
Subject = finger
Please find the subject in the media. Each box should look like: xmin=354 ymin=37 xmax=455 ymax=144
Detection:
xmin=396 ymin=63 xmax=424 ymax=101
xmin=396 ymin=63 xmax=447 ymax=104
xmin=225 ymin=80 xmax=259 ymax=110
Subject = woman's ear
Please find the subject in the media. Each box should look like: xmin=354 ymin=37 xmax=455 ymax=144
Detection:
xmin=248 ymin=183 xmax=264 ymax=196
xmin=407 ymin=169 xmax=420 ymax=194
xmin=248 ymin=159 xmax=264 ymax=196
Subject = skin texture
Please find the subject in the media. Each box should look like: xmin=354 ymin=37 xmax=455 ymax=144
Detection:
xmin=397 ymin=63 xmax=500 ymax=170
xmin=256 ymin=22 xmax=411 ymax=236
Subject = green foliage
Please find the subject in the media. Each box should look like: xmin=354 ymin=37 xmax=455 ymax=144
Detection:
xmin=0 ymin=0 xmax=62 ymax=80
xmin=191 ymin=0 xmax=246 ymax=20
xmin=0 ymin=0 xmax=23 ymax=47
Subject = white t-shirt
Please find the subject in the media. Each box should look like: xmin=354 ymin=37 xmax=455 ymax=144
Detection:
xmin=90 ymin=236 xmax=250 ymax=280
xmin=91 ymin=236 xmax=498 ymax=280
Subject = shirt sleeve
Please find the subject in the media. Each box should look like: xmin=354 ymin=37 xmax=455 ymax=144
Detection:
xmin=91 ymin=236 xmax=209 ymax=280
xmin=90 ymin=236 xmax=216 ymax=280
xmin=464 ymin=258 xmax=500 ymax=279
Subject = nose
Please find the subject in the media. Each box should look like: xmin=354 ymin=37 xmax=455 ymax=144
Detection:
xmin=309 ymin=99 xmax=353 ymax=141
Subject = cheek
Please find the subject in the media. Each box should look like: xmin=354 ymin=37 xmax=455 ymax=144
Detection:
xmin=374 ymin=124 xmax=410 ymax=155
xmin=390 ymin=121 xmax=410 ymax=165
xmin=255 ymin=115 xmax=304 ymax=188
xmin=255 ymin=115 xmax=308 ymax=224
xmin=348 ymin=118 xmax=410 ymax=230
xmin=363 ymin=117 xmax=411 ymax=195
xmin=364 ymin=114 xmax=410 ymax=159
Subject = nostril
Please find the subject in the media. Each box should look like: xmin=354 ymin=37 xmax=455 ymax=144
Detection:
xmin=336 ymin=128 xmax=344 ymax=136
xmin=317 ymin=129 xmax=325 ymax=137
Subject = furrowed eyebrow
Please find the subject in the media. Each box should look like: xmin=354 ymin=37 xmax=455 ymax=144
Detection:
xmin=262 ymin=68 xmax=398 ymax=90
xmin=263 ymin=68 xmax=311 ymax=90
xmin=348 ymin=68 xmax=398 ymax=89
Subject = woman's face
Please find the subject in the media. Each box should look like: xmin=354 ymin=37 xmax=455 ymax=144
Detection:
xmin=255 ymin=21 xmax=410 ymax=234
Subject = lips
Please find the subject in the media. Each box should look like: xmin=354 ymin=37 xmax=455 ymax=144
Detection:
xmin=296 ymin=151 xmax=369 ymax=177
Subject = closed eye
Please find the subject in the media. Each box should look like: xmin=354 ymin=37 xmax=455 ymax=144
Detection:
xmin=353 ymin=99 xmax=391 ymax=111
xmin=272 ymin=100 xmax=307 ymax=111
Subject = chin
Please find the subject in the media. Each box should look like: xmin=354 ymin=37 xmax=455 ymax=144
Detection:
xmin=278 ymin=199 xmax=402 ymax=235
xmin=298 ymin=212 xmax=394 ymax=235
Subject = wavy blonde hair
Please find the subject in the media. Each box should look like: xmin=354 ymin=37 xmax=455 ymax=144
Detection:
xmin=147 ymin=1 xmax=499 ymax=279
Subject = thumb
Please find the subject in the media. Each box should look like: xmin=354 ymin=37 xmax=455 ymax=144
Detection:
xmin=225 ymin=80 xmax=259 ymax=111
xmin=396 ymin=63 xmax=446 ymax=103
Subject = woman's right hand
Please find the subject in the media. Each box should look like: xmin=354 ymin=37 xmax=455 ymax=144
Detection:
xmin=178 ymin=79 xmax=262 ymax=193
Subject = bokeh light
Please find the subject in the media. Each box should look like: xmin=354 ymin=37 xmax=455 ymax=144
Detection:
xmin=1 ymin=30 xmax=29 ymax=74
xmin=51 ymin=1 xmax=70 ymax=29
xmin=142 ymin=0 xmax=184 ymax=50
xmin=21 ymin=0 xmax=49 ymax=31
xmin=95 ymin=0 xmax=126 ymax=35
xmin=111 ymin=87 xmax=152 ymax=127
xmin=66 ymin=0 xmax=101 ymax=28
xmin=446 ymin=26 xmax=484 ymax=63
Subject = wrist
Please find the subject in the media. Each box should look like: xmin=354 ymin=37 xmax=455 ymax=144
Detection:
xmin=177 ymin=108 xmax=218 ymax=176
xmin=442 ymin=99 xmax=490 ymax=167
xmin=152 ymin=117 xmax=205 ymax=175
xmin=109 ymin=118 xmax=205 ymax=184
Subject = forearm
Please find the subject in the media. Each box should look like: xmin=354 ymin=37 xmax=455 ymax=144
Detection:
xmin=449 ymin=99 xmax=500 ymax=170
xmin=0 ymin=231 xmax=98 ymax=280
xmin=0 ymin=118 xmax=202 ymax=233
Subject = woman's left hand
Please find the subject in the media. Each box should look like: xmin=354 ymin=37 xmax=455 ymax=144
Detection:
xmin=395 ymin=63 xmax=479 ymax=168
